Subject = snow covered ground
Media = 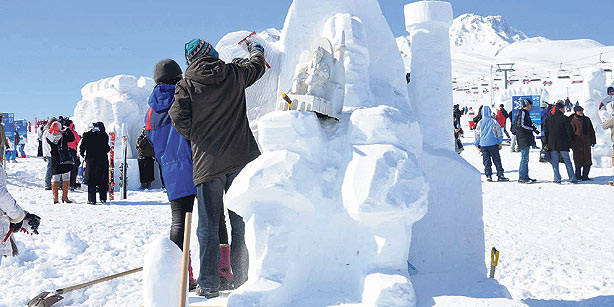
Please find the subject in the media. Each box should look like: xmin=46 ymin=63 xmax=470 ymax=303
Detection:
xmin=3 ymin=124 xmax=614 ymax=307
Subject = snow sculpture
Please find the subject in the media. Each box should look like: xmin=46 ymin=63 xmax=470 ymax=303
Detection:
xmin=72 ymin=74 xmax=154 ymax=159
xmin=405 ymin=0 xmax=454 ymax=151
xmin=142 ymin=237 xmax=185 ymax=307
xmin=582 ymin=68 xmax=612 ymax=167
xmin=279 ymin=35 xmax=346 ymax=119
xmin=222 ymin=0 xmax=429 ymax=306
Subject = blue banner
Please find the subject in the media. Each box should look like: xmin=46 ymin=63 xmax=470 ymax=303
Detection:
xmin=2 ymin=113 xmax=15 ymax=147
xmin=15 ymin=120 xmax=28 ymax=143
xmin=511 ymin=96 xmax=542 ymax=138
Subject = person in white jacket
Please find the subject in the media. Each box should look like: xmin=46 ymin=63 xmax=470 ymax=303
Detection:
xmin=600 ymin=105 xmax=614 ymax=186
xmin=0 ymin=165 xmax=40 ymax=263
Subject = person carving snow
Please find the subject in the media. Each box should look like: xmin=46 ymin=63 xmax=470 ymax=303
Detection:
xmin=474 ymin=105 xmax=509 ymax=182
xmin=169 ymin=38 xmax=266 ymax=298
xmin=0 ymin=165 xmax=40 ymax=263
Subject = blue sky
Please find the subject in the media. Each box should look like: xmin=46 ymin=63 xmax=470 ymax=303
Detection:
xmin=1 ymin=0 xmax=612 ymax=121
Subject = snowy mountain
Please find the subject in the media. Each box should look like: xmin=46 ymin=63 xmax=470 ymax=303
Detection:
xmin=450 ymin=14 xmax=528 ymax=56
xmin=397 ymin=13 xmax=528 ymax=66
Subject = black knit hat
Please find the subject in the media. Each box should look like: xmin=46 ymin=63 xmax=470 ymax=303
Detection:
xmin=574 ymin=105 xmax=584 ymax=112
xmin=154 ymin=59 xmax=183 ymax=85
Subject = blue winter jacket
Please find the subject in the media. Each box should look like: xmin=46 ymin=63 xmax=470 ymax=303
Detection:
xmin=474 ymin=105 xmax=503 ymax=147
xmin=145 ymin=84 xmax=197 ymax=201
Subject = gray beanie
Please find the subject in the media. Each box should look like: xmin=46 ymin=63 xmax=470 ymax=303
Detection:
xmin=154 ymin=59 xmax=182 ymax=85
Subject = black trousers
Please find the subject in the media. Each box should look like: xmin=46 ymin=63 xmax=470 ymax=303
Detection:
xmin=88 ymin=181 xmax=108 ymax=203
xmin=37 ymin=141 xmax=43 ymax=157
xmin=138 ymin=157 xmax=155 ymax=184
xmin=169 ymin=194 xmax=229 ymax=250
xmin=70 ymin=153 xmax=80 ymax=188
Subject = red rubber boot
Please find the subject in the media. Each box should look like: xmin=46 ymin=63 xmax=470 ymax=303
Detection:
xmin=219 ymin=244 xmax=234 ymax=290
xmin=188 ymin=251 xmax=197 ymax=291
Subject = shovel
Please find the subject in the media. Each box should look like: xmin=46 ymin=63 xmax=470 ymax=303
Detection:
xmin=28 ymin=267 xmax=143 ymax=307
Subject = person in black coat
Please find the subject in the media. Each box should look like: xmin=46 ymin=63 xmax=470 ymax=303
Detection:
xmin=543 ymin=102 xmax=578 ymax=183
xmin=514 ymin=99 xmax=539 ymax=183
xmin=46 ymin=122 xmax=75 ymax=203
xmin=80 ymin=122 xmax=110 ymax=205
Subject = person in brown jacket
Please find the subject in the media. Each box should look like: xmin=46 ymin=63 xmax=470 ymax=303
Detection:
xmin=136 ymin=128 xmax=156 ymax=189
xmin=569 ymin=106 xmax=596 ymax=181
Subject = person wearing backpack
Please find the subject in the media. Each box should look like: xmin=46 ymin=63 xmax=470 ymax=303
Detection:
xmin=513 ymin=98 xmax=540 ymax=183
xmin=46 ymin=121 xmax=75 ymax=203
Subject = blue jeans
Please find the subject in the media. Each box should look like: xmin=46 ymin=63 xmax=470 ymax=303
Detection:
xmin=19 ymin=144 xmax=25 ymax=157
xmin=196 ymin=168 xmax=248 ymax=290
xmin=519 ymin=147 xmax=530 ymax=180
xmin=550 ymin=151 xmax=577 ymax=182
xmin=45 ymin=158 xmax=52 ymax=188
xmin=482 ymin=145 xmax=504 ymax=177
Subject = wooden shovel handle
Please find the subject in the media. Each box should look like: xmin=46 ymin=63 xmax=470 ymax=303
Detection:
xmin=60 ymin=267 xmax=143 ymax=294
xmin=179 ymin=212 xmax=193 ymax=307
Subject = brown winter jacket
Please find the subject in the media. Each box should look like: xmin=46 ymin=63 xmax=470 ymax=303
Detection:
xmin=569 ymin=114 xmax=596 ymax=166
xmin=136 ymin=133 xmax=155 ymax=158
xmin=169 ymin=49 xmax=266 ymax=186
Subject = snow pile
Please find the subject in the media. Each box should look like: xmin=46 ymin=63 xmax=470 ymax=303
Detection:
xmin=143 ymin=237 xmax=184 ymax=307
xmin=49 ymin=230 xmax=88 ymax=258
xmin=72 ymin=74 xmax=155 ymax=158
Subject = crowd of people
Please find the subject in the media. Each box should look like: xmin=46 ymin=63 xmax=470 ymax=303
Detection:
xmin=468 ymin=94 xmax=611 ymax=184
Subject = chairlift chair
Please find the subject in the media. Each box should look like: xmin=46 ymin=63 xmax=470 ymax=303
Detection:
xmin=557 ymin=63 xmax=571 ymax=79
xmin=598 ymin=53 xmax=612 ymax=73
xmin=530 ymin=68 xmax=541 ymax=82
xmin=571 ymin=69 xmax=584 ymax=84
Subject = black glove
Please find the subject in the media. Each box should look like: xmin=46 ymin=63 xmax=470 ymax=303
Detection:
xmin=247 ymin=41 xmax=264 ymax=54
xmin=231 ymin=57 xmax=249 ymax=65
xmin=24 ymin=212 xmax=41 ymax=234
xmin=10 ymin=220 xmax=23 ymax=233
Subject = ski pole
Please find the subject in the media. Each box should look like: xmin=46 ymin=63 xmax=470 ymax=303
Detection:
xmin=489 ymin=247 xmax=499 ymax=278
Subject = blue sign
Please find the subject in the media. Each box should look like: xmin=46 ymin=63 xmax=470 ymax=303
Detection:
xmin=15 ymin=120 xmax=28 ymax=143
xmin=511 ymin=96 xmax=542 ymax=137
xmin=2 ymin=113 xmax=15 ymax=147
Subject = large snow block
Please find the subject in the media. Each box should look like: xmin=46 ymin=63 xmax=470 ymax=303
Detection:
xmin=410 ymin=148 xmax=485 ymax=275
xmin=349 ymin=105 xmax=423 ymax=156
xmin=142 ymin=237 xmax=184 ymax=307
xmin=404 ymin=1 xmax=453 ymax=28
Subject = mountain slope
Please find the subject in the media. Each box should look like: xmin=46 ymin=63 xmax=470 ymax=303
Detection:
xmin=450 ymin=13 xmax=528 ymax=57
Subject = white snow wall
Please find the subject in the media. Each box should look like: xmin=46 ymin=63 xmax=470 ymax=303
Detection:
xmin=583 ymin=68 xmax=613 ymax=167
xmin=404 ymin=0 xmax=488 ymax=285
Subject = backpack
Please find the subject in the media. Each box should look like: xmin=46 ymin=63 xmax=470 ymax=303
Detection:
xmin=510 ymin=111 xmax=522 ymax=135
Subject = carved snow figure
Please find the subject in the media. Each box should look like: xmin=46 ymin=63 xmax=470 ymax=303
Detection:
xmin=281 ymin=34 xmax=346 ymax=119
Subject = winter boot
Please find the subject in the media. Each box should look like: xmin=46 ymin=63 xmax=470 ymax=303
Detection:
xmin=486 ymin=175 xmax=493 ymax=182
xmin=189 ymin=252 xmax=197 ymax=291
xmin=219 ymin=244 xmax=234 ymax=290
xmin=62 ymin=181 xmax=73 ymax=203
xmin=582 ymin=166 xmax=591 ymax=181
xmin=195 ymin=285 xmax=219 ymax=299
xmin=497 ymin=175 xmax=509 ymax=182
xmin=52 ymin=182 xmax=60 ymax=204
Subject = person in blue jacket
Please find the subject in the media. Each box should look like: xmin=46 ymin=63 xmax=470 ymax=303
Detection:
xmin=144 ymin=59 xmax=201 ymax=290
xmin=475 ymin=105 xmax=509 ymax=182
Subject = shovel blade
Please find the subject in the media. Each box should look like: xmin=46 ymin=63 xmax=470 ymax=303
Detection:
xmin=27 ymin=292 xmax=64 ymax=307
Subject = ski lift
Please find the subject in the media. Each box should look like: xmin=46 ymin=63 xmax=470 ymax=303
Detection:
xmin=598 ymin=53 xmax=612 ymax=73
xmin=522 ymin=75 xmax=531 ymax=84
xmin=571 ymin=69 xmax=584 ymax=84
xmin=557 ymin=63 xmax=571 ymax=79
xmin=530 ymin=68 xmax=541 ymax=82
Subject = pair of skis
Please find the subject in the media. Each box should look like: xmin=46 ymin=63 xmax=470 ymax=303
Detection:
xmin=108 ymin=133 xmax=128 ymax=201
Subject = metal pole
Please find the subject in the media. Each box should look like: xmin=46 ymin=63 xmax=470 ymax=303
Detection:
xmin=504 ymin=70 xmax=509 ymax=90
